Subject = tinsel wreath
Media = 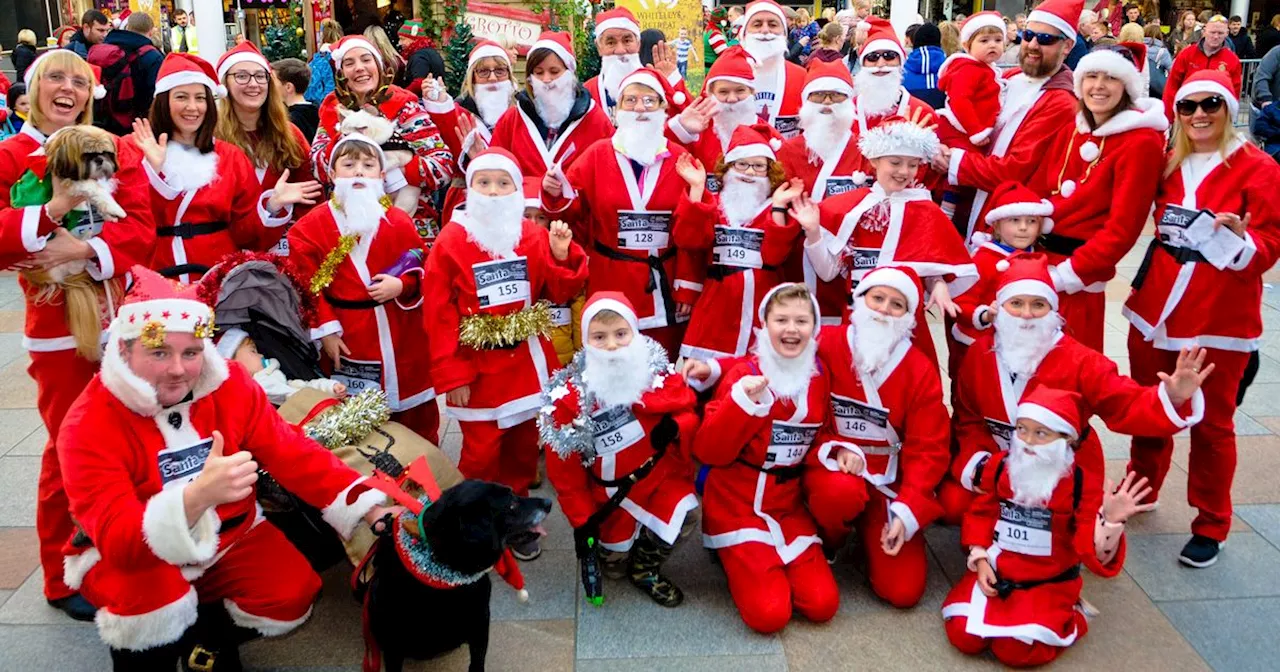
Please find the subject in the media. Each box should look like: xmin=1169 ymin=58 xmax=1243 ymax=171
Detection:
xmin=537 ymin=336 xmax=673 ymax=461
xmin=395 ymin=505 xmax=488 ymax=588
xmin=304 ymin=389 xmax=393 ymax=449
xmin=310 ymin=234 xmax=358 ymax=295
xmin=195 ymin=250 xmax=318 ymax=328
xmin=459 ymin=300 xmax=554 ymax=349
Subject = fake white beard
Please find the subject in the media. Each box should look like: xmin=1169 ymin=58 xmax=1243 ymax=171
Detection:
xmin=600 ymin=53 xmax=641 ymax=101
xmin=332 ymin=177 xmax=387 ymax=237
xmin=752 ymin=327 xmax=817 ymax=402
xmin=854 ymin=67 xmax=903 ymax=117
xmin=850 ymin=297 xmax=915 ymax=376
xmin=614 ymin=111 xmax=667 ymax=165
xmin=800 ymin=100 xmax=855 ymax=160
xmin=714 ymin=99 xmax=760 ymax=148
xmin=462 ymin=189 xmax=525 ymax=258
xmin=1006 ymin=436 xmax=1075 ymax=508
xmin=993 ymin=309 xmax=1062 ymax=378
xmin=531 ymin=71 xmax=578 ymax=129
xmin=474 ymin=80 xmax=514 ymax=127
xmin=161 ymin=141 xmax=219 ymax=192
xmin=584 ymin=339 xmax=654 ymax=409
xmin=719 ymin=173 xmax=771 ymax=226
xmin=742 ymin=32 xmax=787 ymax=65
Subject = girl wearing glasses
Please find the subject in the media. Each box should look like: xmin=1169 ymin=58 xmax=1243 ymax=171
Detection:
xmin=1022 ymin=42 xmax=1167 ymax=354
xmin=0 ymin=50 xmax=155 ymax=621
xmin=1125 ymin=71 xmax=1280 ymax=569
xmin=213 ymin=42 xmax=322 ymax=256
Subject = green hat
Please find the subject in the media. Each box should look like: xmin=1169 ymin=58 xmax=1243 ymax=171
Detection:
xmin=399 ymin=19 xmax=426 ymax=39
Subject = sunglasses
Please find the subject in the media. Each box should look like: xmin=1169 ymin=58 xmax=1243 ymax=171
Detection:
xmin=1019 ymin=28 xmax=1066 ymax=45
xmin=1175 ymin=95 xmax=1226 ymax=116
xmin=862 ymin=50 xmax=900 ymax=64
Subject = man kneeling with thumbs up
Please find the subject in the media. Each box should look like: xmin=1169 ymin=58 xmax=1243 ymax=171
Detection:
xmin=56 ymin=266 xmax=400 ymax=671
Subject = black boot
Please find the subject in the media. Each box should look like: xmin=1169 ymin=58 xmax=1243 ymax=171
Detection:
xmin=48 ymin=593 xmax=97 ymax=622
xmin=182 ymin=603 xmax=259 ymax=672
xmin=628 ymin=529 xmax=684 ymax=608
xmin=110 ymin=641 xmax=185 ymax=672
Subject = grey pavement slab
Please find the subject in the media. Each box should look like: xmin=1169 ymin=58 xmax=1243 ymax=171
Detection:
xmin=0 ymin=409 xmax=43 ymax=457
xmin=1159 ymin=597 xmax=1280 ymax=672
xmin=0 ymin=624 xmax=110 ymax=672
xmin=0 ymin=570 xmax=85 ymax=626
xmin=1238 ymin=383 xmax=1280 ymax=417
xmin=0 ymin=335 xmax=23 ymax=370
xmin=0 ymin=457 xmax=39 ymax=526
xmin=576 ymin=654 xmax=789 ymax=672
xmin=1124 ymin=533 xmax=1280 ymax=602
xmin=0 ymin=591 xmax=11 ymax=610
xmin=490 ymin=549 xmax=576 ymax=622
xmin=4 ymin=426 xmax=46 ymax=457
xmin=1236 ymin=505 xmax=1280 ymax=549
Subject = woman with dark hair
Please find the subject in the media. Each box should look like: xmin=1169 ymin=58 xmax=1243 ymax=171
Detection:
xmin=129 ymin=54 xmax=314 ymax=283
xmin=1167 ymin=10 xmax=1200 ymax=54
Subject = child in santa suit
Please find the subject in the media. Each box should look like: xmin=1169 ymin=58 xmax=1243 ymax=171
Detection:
xmin=520 ymin=177 xmax=584 ymax=366
xmin=803 ymin=266 xmax=951 ymax=608
xmin=424 ymin=148 xmax=588 ymax=560
xmin=936 ymin=12 xmax=1006 ymax=220
xmin=672 ymin=123 xmax=803 ymax=361
xmin=797 ymin=117 xmax=977 ymax=361
xmin=696 ymin=283 xmax=861 ymax=633
xmin=665 ymin=46 xmax=763 ymax=188
xmin=943 ymin=387 xmax=1152 ymax=667
xmin=57 ymin=266 xmax=394 ymax=670
xmin=287 ymin=133 xmax=439 ymax=442
xmin=539 ymin=293 xmax=699 ymax=606
xmin=216 ymin=329 xmax=347 ymax=404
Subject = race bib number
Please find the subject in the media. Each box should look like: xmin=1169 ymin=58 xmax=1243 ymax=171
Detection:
xmin=774 ymin=116 xmax=800 ymax=138
xmin=984 ymin=418 xmax=1015 ymax=452
xmin=592 ymin=405 xmax=645 ymax=457
xmin=156 ymin=437 xmax=215 ymax=488
xmin=549 ymin=304 xmax=572 ymax=327
xmin=706 ymin=175 xmax=723 ymax=194
xmin=848 ymin=247 xmax=881 ymax=272
xmin=713 ymin=226 xmax=765 ymax=269
xmin=1156 ymin=205 xmax=1208 ymax=247
xmin=271 ymin=236 xmax=290 ymax=256
xmin=824 ymin=177 xmax=859 ymax=198
xmin=766 ymin=421 xmax=820 ymax=468
xmin=334 ymin=356 xmax=383 ymax=395
xmin=617 ymin=211 xmax=672 ymax=250
xmin=996 ymin=501 xmax=1053 ymax=557
xmin=830 ymin=394 xmax=890 ymax=442
xmin=472 ymin=257 xmax=531 ymax=309
xmin=65 ymin=206 xmax=104 ymax=240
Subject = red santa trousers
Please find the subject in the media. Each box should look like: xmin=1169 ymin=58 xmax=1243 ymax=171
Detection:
xmin=80 ymin=522 xmax=321 ymax=651
xmin=643 ymin=324 xmax=685 ymax=364
xmin=803 ymin=467 xmax=869 ymax=547
xmin=937 ymin=477 xmax=972 ymax=526
xmin=945 ymin=612 xmax=1085 ymax=667
xmin=457 ymin=418 xmax=540 ymax=497
xmin=391 ymin=401 xmax=441 ymax=446
xmin=1058 ymin=291 xmax=1106 ymax=354
xmin=1126 ymin=328 xmax=1249 ymax=541
xmin=718 ymin=542 xmax=839 ymax=634
xmin=31 ymin=349 xmax=98 ymax=600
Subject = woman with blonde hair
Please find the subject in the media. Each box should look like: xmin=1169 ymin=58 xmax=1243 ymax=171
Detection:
xmin=1167 ymin=10 xmax=1200 ymax=54
xmin=0 ymin=50 xmax=155 ymax=620
xmin=13 ymin=28 xmax=38 ymax=79
xmin=305 ymin=18 xmax=343 ymax=105
xmin=364 ymin=25 xmax=406 ymax=83
xmin=939 ymin=21 xmax=961 ymax=56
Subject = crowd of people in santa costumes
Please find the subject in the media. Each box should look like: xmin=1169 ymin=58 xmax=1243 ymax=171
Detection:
xmin=586 ymin=7 xmax=692 ymax=124
xmin=734 ymin=0 xmax=806 ymax=137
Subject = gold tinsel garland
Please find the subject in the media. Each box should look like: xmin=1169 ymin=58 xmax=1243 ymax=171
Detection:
xmin=459 ymin=301 xmax=554 ymax=349
xmin=310 ymin=234 xmax=358 ymax=295
xmin=303 ymin=389 xmax=393 ymax=449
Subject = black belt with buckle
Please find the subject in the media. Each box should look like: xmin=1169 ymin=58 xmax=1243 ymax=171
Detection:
xmin=157 ymin=221 xmax=230 ymax=239
xmin=325 ymin=293 xmax=384 ymax=310
xmin=707 ymin=262 xmax=779 ymax=281
xmin=733 ymin=457 xmax=805 ymax=483
xmin=1131 ymin=240 xmax=1209 ymax=290
xmin=994 ymin=564 xmax=1081 ymax=599
xmin=592 ymin=241 xmax=678 ymax=325
xmin=158 ymin=263 xmax=210 ymax=279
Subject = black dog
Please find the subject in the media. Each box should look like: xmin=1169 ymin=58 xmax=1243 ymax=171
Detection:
xmin=366 ymin=480 xmax=551 ymax=672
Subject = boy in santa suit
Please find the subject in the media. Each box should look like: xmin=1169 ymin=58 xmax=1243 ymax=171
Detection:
xmin=936 ymin=11 xmax=1007 ymax=220
xmin=803 ymin=267 xmax=951 ymax=608
xmin=942 ymin=387 xmax=1153 ymax=667
xmin=56 ymin=266 xmax=395 ymax=670
xmin=797 ymin=118 xmax=977 ymax=361
xmin=287 ymin=133 xmax=439 ymax=443
xmin=939 ymin=252 xmax=1208 ymax=525
xmin=696 ymin=283 xmax=859 ymax=633
xmin=424 ymin=148 xmax=588 ymax=559
xmin=736 ymin=1 xmax=805 ymax=137
xmin=665 ymin=46 xmax=762 ymax=187
xmin=539 ymin=293 xmax=699 ymax=606
xmin=584 ymin=7 xmax=692 ymax=124
xmin=541 ymin=68 xmax=702 ymax=357
xmin=672 ymin=123 xmax=803 ymax=362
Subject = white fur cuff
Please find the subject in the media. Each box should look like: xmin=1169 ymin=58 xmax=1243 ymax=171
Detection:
xmin=1159 ymin=383 xmax=1205 ymax=428
xmin=96 ymin=586 xmax=199 ymax=651
xmin=142 ymin=485 xmax=220 ymax=566
xmin=225 ymin=598 xmax=313 ymax=637
xmin=947 ymin=148 xmax=966 ymax=187
xmin=817 ymin=440 xmax=864 ymax=473
xmin=422 ymin=96 xmax=456 ymax=114
xmin=143 ymin=158 xmax=184 ymax=200
xmin=85 ymin=237 xmax=115 ymax=280
xmin=1055 ymin=259 xmax=1085 ymax=294
xmin=960 ymin=451 xmax=991 ymax=491
xmin=258 ymin=191 xmax=293 ymax=228
xmin=322 ymin=477 xmax=388 ymax=540
xmin=21 ymin=206 xmax=48 ymax=253
xmin=889 ymin=501 xmax=921 ymax=541
xmin=310 ymin=320 xmax=343 ymax=341
xmin=667 ymin=115 xmax=700 ymax=144
xmin=1226 ymin=230 xmax=1258 ymax=271
xmin=730 ymin=379 xmax=774 ymax=417
xmin=966 ymin=545 xmax=989 ymax=572
xmin=972 ymin=305 xmax=992 ymax=330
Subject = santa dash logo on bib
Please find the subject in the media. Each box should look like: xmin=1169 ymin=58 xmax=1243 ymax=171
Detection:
xmin=157 ymin=437 xmax=215 ymax=488
xmin=472 ymin=257 xmax=531 ymax=308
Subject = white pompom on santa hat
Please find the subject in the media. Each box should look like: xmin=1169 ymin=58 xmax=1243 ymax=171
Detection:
xmin=581 ymin=291 xmax=640 ymax=333
xmin=216 ymin=41 xmax=272 ymax=87
xmin=802 ymin=59 xmax=854 ymax=99
xmin=619 ymin=66 xmax=687 ymax=107
xmin=984 ymin=180 xmax=1055 ymax=233
xmin=465 ymin=147 xmax=524 ymax=186
xmin=853 ymin=266 xmax=922 ymax=314
xmin=155 ymin=52 xmax=226 ymax=98
xmin=88 ymin=64 xmax=106 ymax=100
xmin=1074 ymin=42 xmax=1148 ymax=102
xmin=723 ymin=122 xmax=784 ymax=163
xmin=1026 ymin=0 xmax=1085 ymax=43
xmin=859 ymin=17 xmax=905 ymax=61
xmin=529 ymin=31 xmax=577 ymax=74
xmin=857 ymin=115 xmax=940 ymax=160
xmin=330 ymin=35 xmax=384 ymax=67
xmin=594 ymin=7 xmax=642 ymax=39
xmin=704 ymin=46 xmax=757 ymax=93
xmin=959 ymin=11 xmax=1006 ymax=45
xmin=468 ymin=39 xmax=512 ymax=69
xmin=1016 ymin=386 xmax=1085 ymax=440
xmin=994 ymin=252 xmax=1059 ymax=310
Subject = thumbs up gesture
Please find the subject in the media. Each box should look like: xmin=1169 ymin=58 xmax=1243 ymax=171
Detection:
xmin=185 ymin=432 xmax=259 ymax=524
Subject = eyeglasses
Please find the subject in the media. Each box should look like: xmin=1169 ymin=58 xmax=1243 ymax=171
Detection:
xmin=1175 ymin=95 xmax=1226 ymax=116
xmin=731 ymin=160 xmax=771 ymax=174
xmin=1019 ymin=28 xmax=1066 ymax=45
xmin=619 ymin=94 xmax=663 ymax=110
xmin=42 ymin=71 xmax=91 ymax=92
xmin=230 ymin=70 xmax=270 ymax=85
xmin=862 ymin=50 xmax=900 ymax=64
xmin=474 ymin=66 xmax=510 ymax=80
xmin=1091 ymin=43 xmax=1139 ymax=66
xmin=806 ymin=91 xmax=849 ymax=104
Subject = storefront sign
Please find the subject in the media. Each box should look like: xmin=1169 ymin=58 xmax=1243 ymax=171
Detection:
xmin=616 ymin=0 xmax=705 ymax=81
xmin=464 ymin=2 xmax=548 ymax=54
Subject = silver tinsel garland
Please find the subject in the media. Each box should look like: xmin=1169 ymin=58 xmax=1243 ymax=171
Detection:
xmin=303 ymin=389 xmax=393 ymax=449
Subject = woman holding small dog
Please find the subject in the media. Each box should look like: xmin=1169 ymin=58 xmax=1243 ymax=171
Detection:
xmin=0 ymin=49 xmax=156 ymax=620
xmin=128 ymin=53 xmax=320 ymax=284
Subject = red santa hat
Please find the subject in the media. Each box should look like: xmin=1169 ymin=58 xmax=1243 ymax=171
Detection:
xmin=468 ymin=39 xmax=511 ymax=69
xmin=724 ymin=122 xmax=784 ymax=163
xmin=743 ymin=0 xmax=788 ymax=26
xmin=581 ymin=292 xmax=639 ymax=333
xmin=959 ymin=11 xmax=1007 ymax=45
xmin=1175 ymin=69 xmax=1239 ymax=118
xmin=216 ymin=40 xmax=272 ymax=85
xmin=1074 ymin=42 xmax=1148 ymax=102
xmin=529 ymin=31 xmax=577 ymax=73
xmin=854 ymin=266 xmax=922 ymax=314
xmin=522 ymin=176 xmax=543 ymax=209
xmin=23 ymin=50 xmax=105 ymax=99
xmin=113 ymin=9 xmax=131 ymax=29
xmin=704 ymin=46 xmax=756 ymax=92
xmin=327 ymin=132 xmax=388 ymax=171
xmin=155 ymin=52 xmax=225 ymax=98
xmin=994 ymin=252 xmax=1059 ymax=310
xmin=1026 ymin=0 xmax=1085 ymax=43
xmin=984 ymin=181 xmax=1055 ymax=233
xmin=859 ymin=18 xmax=905 ymax=61
xmin=857 ymin=116 xmax=940 ymax=160
xmin=465 ymin=148 xmax=524 ymax=187
xmin=594 ymin=7 xmax=641 ymax=39
xmin=1016 ymin=386 xmax=1085 ymax=440
xmin=757 ymin=282 xmax=822 ymax=323
xmin=331 ymin=35 xmax=383 ymax=68
xmin=802 ymin=59 xmax=854 ymax=99
xmin=619 ymin=66 xmax=687 ymax=106
xmin=54 ymin=25 xmax=76 ymax=45
xmin=89 ymin=64 xmax=106 ymax=100
xmin=493 ymin=548 xmax=529 ymax=602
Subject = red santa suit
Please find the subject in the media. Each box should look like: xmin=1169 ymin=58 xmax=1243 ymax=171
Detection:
xmin=57 ymin=267 xmax=383 ymax=654
xmin=1123 ymin=74 xmax=1280 ymax=543
xmin=0 ymin=124 xmax=156 ymax=602
xmin=805 ymin=267 xmax=951 ymax=608
xmin=736 ymin=1 xmax=805 ymax=138
xmin=695 ymin=287 xmax=848 ymax=634
xmin=936 ymin=55 xmax=1003 ymax=151
xmin=424 ymin=149 xmax=589 ymax=495
xmin=582 ymin=8 xmax=691 ymax=124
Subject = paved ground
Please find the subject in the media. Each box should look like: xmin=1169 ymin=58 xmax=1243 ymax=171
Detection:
xmin=1 ymin=234 xmax=1279 ymax=671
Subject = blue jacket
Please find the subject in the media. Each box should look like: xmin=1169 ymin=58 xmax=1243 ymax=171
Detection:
xmin=903 ymin=46 xmax=946 ymax=109
xmin=305 ymin=50 xmax=336 ymax=107
xmin=1065 ymin=37 xmax=1089 ymax=71
xmin=1252 ymin=101 xmax=1280 ymax=160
